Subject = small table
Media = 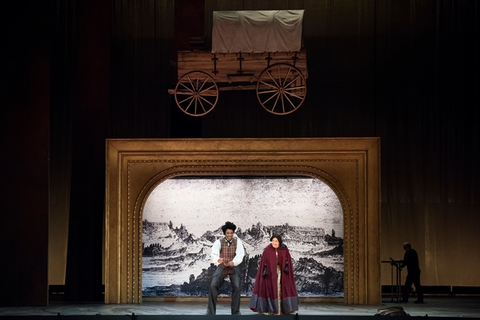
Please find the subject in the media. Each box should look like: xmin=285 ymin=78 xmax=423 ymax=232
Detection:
xmin=382 ymin=258 xmax=403 ymax=302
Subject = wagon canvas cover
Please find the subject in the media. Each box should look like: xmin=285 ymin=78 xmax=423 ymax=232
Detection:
xmin=212 ymin=10 xmax=304 ymax=54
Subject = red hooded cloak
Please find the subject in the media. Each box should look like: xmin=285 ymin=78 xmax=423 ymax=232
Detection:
xmin=249 ymin=243 xmax=299 ymax=314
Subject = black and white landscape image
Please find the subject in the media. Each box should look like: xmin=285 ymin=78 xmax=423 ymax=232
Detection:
xmin=142 ymin=177 xmax=344 ymax=298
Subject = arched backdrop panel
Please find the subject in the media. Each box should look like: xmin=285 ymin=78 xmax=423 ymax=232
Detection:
xmin=141 ymin=176 xmax=345 ymax=298
xmin=104 ymin=138 xmax=380 ymax=304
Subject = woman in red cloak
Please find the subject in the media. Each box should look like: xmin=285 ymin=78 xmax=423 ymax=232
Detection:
xmin=249 ymin=234 xmax=299 ymax=314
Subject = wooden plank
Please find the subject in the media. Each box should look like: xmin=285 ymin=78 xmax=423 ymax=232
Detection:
xmin=177 ymin=49 xmax=308 ymax=83
xmin=168 ymin=83 xmax=257 ymax=95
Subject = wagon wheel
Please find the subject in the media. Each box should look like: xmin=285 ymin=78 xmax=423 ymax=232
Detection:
xmin=256 ymin=63 xmax=307 ymax=115
xmin=174 ymin=71 xmax=219 ymax=116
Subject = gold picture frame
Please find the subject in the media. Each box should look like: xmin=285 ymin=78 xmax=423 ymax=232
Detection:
xmin=104 ymin=138 xmax=381 ymax=304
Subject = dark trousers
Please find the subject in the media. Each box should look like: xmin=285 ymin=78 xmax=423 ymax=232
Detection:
xmin=206 ymin=265 xmax=241 ymax=315
xmin=403 ymin=271 xmax=423 ymax=302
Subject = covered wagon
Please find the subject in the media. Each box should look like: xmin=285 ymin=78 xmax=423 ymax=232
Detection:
xmin=169 ymin=10 xmax=308 ymax=116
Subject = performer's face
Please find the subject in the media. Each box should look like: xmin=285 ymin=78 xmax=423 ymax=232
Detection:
xmin=271 ymin=237 xmax=280 ymax=249
xmin=225 ymin=229 xmax=234 ymax=240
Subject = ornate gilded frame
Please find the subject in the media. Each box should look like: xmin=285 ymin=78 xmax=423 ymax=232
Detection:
xmin=104 ymin=138 xmax=381 ymax=305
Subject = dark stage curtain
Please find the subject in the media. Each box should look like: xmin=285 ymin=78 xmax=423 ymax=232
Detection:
xmin=374 ymin=0 xmax=479 ymax=286
xmin=110 ymin=0 xmax=174 ymax=138
xmin=1 ymin=0 xmax=51 ymax=306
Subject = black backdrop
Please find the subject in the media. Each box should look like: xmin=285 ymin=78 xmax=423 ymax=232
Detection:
xmin=1 ymin=0 xmax=478 ymax=306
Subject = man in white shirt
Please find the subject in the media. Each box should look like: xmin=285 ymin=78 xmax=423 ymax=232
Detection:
xmin=206 ymin=221 xmax=245 ymax=315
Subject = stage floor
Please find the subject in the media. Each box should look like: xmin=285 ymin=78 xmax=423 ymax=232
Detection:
xmin=1 ymin=297 xmax=479 ymax=318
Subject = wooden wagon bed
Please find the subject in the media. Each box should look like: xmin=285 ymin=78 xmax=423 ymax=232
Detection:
xmin=173 ymin=49 xmax=308 ymax=87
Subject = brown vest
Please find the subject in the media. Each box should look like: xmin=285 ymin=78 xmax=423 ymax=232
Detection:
xmin=220 ymin=237 xmax=237 ymax=263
